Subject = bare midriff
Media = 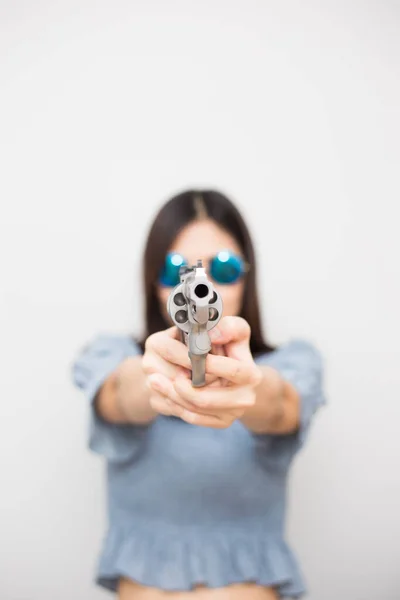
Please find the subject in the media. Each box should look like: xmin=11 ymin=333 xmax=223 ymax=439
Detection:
xmin=118 ymin=578 xmax=279 ymax=600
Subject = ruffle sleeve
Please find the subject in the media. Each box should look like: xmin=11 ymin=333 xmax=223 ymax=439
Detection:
xmin=70 ymin=333 xmax=149 ymax=463
xmin=254 ymin=338 xmax=326 ymax=457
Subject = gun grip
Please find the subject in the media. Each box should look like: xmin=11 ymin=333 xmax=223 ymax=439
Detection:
xmin=189 ymin=354 xmax=207 ymax=387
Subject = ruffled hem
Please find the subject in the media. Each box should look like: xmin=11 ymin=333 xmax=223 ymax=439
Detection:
xmin=96 ymin=524 xmax=306 ymax=598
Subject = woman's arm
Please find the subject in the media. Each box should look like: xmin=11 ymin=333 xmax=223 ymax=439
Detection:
xmin=240 ymin=365 xmax=300 ymax=434
xmin=95 ymin=355 xmax=158 ymax=425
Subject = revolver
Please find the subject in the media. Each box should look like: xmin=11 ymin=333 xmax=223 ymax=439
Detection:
xmin=167 ymin=259 xmax=223 ymax=387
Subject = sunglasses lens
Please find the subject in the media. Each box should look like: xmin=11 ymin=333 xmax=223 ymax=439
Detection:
xmin=210 ymin=251 xmax=245 ymax=284
xmin=159 ymin=253 xmax=186 ymax=287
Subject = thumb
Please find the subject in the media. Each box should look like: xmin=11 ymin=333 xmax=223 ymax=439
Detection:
xmin=209 ymin=316 xmax=252 ymax=362
xmin=165 ymin=325 xmax=181 ymax=340
xmin=209 ymin=316 xmax=250 ymax=345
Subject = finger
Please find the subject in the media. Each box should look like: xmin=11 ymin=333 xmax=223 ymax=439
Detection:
xmin=148 ymin=373 xmax=247 ymax=418
xmin=145 ymin=331 xmax=192 ymax=370
xmin=173 ymin=376 xmax=255 ymax=410
xmin=148 ymin=373 xmax=204 ymax=413
xmin=205 ymin=354 xmax=261 ymax=386
xmin=182 ymin=405 xmax=245 ymax=419
xmin=150 ymin=325 xmax=181 ymax=341
xmin=145 ymin=326 xmax=181 ymax=347
xmin=208 ymin=316 xmax=250 ymax=345
xmin=176 ymin=365 xmax=192 ymax=379
xmin=210 ymin=343 xmax=228 ymax=387
xmin=208 ymin=317 xmax=253 ymax=362
xmin=177 ymin=404 xmax=247 ymax=427
xmin=176 ymin=365 xmax=220 ymax=387
xmin=211 ymin=343 xmax=226 ymax=356
xmin=149 ymin=393 xmax=187 ymax=420
xmin=142 ymin=352 xmax=180 ymax=379
xmin=164 ymin=326 xmax=181 ymax=339
xmin=149 ymin=388 xmax=198 ymax=420
xmin=149 ymin=391 xmax=175 ymax=416
xmin=178 ymin=410 xmax=236 ymax=429
xmin=148 ymin=373 xmax=183 ymax=404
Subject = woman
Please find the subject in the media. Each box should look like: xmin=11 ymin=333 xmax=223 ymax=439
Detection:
xmin=71 ymin=189 xmax=326 ymax=599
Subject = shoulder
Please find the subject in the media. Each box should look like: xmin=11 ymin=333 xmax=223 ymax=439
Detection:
xmin=255 ymin=338 xmax=327 ymax=449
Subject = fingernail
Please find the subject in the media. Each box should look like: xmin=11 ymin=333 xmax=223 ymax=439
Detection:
xmin=176 ymin=367 xmax=190 ymax=379
xmin=148 ymin=374 xmax=162 ymax=390
xmin=182 ymin=409 xmax=196 ymax=423
xmin=173 ymin=374 xmax=186 ymax=387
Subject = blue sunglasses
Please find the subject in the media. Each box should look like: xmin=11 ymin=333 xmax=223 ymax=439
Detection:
xmin=159 ymin=250 xmax=249 ymax=287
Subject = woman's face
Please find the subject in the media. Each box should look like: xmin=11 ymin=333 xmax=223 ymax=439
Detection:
xmin=156 ymin=219 xmax=246 ymax=325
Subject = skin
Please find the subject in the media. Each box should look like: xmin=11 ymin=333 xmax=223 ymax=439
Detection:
xmin=157 ymin=219 xmax=246 ymax=322
xmin=118 ymin=580 xmax=279 ymax=600
xmin=142 ymin=218 xmax=300 ymax=432
xmin=95 ymin=217 xmax=301 ymax=599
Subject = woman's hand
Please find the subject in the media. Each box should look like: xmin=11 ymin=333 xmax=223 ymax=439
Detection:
xmin=145 ymin=317 xmax=263 ymax=428
xmin=142 ymin=326 xmax=191 ymax=380
xmin=141 ymin=326 xmax=223 ymax=418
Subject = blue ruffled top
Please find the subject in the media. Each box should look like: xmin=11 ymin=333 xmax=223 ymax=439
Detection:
xmin=70 ymin=334 xmax=326 ymax=598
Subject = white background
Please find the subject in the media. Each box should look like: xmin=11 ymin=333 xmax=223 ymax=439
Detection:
xmin=1 ymin=1 xmax=399 ymax=599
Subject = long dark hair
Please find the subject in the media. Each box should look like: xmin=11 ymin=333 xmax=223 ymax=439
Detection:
xmin=135 ymin=189 xmax=274 ymax=357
